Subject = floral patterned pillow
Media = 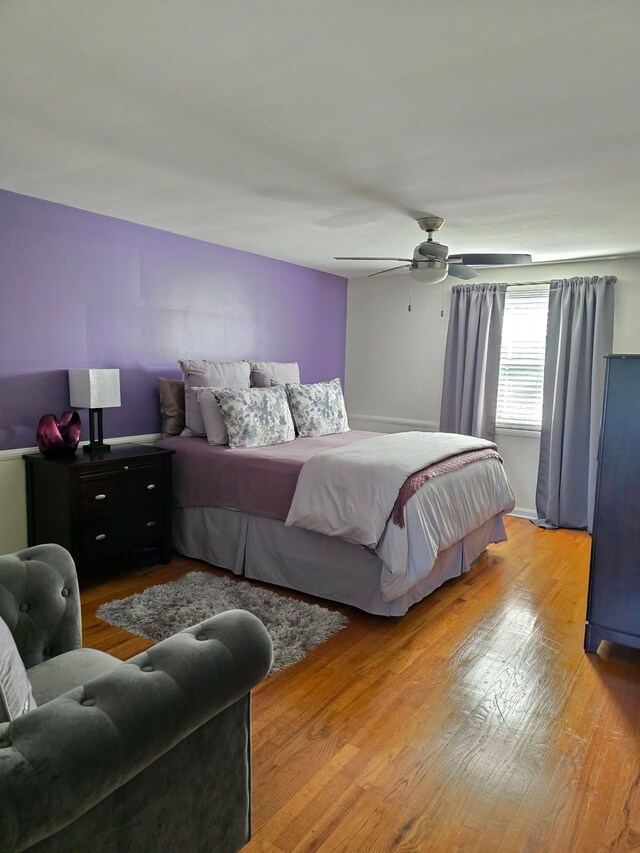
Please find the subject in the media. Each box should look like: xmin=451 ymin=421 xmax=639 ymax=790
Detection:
xmin=285 ymin=378 xmax=350 ymax=437
xmin=213 ymin=386 xmax=296 ymax=448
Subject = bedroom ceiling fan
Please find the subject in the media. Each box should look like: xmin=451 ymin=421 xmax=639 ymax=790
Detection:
xmin=335 ymin=215 xmax=532 ymax=284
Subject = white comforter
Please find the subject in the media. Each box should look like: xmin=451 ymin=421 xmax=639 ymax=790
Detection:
xmin=286 ymin=432 xmax=515 ymax=601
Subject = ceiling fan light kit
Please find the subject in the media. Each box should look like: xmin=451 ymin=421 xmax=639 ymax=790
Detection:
xmin=410 ymin=259 xmax=448 ymax=284
xmin=335 ymin=213 xmax=532 ymax=283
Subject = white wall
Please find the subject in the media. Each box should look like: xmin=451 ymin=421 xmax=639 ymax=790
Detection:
xmin=345 ymin=257 xmax=640 ymax=516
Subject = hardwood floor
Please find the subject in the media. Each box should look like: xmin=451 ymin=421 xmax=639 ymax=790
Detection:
xmin=82 ymin=517 xmax=640 ymax=852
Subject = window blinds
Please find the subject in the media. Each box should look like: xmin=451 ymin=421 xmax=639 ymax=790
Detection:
xmin=496 ymin=284 xmax=550 ymax=430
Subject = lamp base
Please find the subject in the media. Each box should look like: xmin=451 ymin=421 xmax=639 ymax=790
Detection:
xmin=83 ymin=442 xmax=111 ymax=454
xmin=84 ymin=408 xmax=112 ymax=454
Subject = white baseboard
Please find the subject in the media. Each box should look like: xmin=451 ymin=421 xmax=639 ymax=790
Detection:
xmin=508 ymin=507 xmax=538 ymax=521
xmin=0 ymin=433 xmax=162 ymax=554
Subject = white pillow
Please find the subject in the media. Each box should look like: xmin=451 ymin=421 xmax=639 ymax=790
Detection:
xmin=178 ymin=360 xmax=250 ymax=437
xmin=0 ymin=616 xmax=36 ymax=723
xmin=285 ymin=378 xmax=350 ymax=437
xmin=250 ymin=361 xmax=300 ymax=388
xmin=197 ymin=387 xmax=230 ymax=445
xmin=213 ymin=386 xmax=296 ymax=448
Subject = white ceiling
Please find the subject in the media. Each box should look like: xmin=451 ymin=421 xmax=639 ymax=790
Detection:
xmin=2 ymin=0 xmax=640 ymax=277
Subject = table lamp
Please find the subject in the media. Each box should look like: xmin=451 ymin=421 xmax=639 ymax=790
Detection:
xmin=68 ymin=368 xmax=121 ymax=453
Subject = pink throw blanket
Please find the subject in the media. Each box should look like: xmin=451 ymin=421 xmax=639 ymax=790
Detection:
xmin=391 ymin=448 xmax=502 ymax=528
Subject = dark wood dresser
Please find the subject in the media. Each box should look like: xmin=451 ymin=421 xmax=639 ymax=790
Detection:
xmin=24 ymin=444 xmax=174 ymax=580
xmin=585 ymin=355 xmax=640 ymax=653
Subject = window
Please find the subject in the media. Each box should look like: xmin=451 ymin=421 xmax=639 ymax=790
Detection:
xmin=496 ymin=284 xmax=550 ymax=431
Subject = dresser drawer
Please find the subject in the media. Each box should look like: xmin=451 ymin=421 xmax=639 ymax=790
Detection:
xmin=82 ymin=515 xmax=132 ymax=560
xmin=82 ymin=509 xmax=164 ymax=562
xmin=129 ymin=509 xmax=164 ymax=548
xmin=79 ymin=466 xmax=164 ymax=515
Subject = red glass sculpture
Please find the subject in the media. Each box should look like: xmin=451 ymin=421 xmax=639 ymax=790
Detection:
xmin=37 ymin=411 xmax=82 ymax=457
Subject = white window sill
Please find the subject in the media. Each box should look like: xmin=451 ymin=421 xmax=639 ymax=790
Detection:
xmin=495 ymin=426 xmax=542 ymax=439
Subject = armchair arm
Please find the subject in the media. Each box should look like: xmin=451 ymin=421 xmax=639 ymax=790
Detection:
xmin=0 ymin=608 xmax=273 ymax=852
xmin=0 ymin=544 xmax=81 ymax=668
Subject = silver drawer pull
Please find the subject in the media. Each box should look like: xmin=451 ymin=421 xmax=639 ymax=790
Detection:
xmin=146 ymin=484 xmax=156 ymax=490
xmin=95 ymin=534 xmax=107 ymax=541
xmin=146 ymin=521 xmax=157 ymax=528
xmin=123 ymin=466 xmax=129 ymax=470
xmin=94 ymin=494 xmax=106 ymax=501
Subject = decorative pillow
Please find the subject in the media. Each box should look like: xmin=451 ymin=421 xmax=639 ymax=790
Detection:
xmin=158 ymin=378 xmax=185 ymax=438
xmin=0 ymin=617 xmax=36 ymax=723
xmin=250 ymin=361 xmax=300 ymax=388
xmin=285 ymin=378 xmax=350 ymax=437
xmin=178 ymin=360 xmax=250 ymax=437
xmin=197 ymin=387 xmax=230 ymax=445
xmin=213 ymin=386 xmax=295 ymax=448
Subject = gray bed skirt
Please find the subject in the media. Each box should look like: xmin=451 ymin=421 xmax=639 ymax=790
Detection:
xmin=172 ymin=507 xmax=507 ymax=616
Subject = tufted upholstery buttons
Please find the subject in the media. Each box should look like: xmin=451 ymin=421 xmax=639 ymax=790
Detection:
xmin=43 ymin=646 xmax=52 ymax=656
xmin=82 ymin=699 xmax=96 ymax=707
xmin=197 ymin=634 xmax=208 ymax=641
xmin=61 ymin=588 xmax=69 ymax=598
xmin=141 ymin=665 xmax=154 ymax=672
xmin=1 ymin=545 xmax=81 ymax=672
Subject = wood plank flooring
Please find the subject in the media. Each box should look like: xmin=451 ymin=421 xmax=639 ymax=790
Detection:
xmin=82 ymin=517 xmax=640 ymax=852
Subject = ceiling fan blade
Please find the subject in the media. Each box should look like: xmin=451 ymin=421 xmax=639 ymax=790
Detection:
xmin=334 ymin=256 xmax=413 ymax=262
xmin=448 ymin=263 xmax=480 ymax=281
xmin=455 ymin=253 xmax=532 ymax=266
xmin=368 ymin=264 xmax=411 ymax=278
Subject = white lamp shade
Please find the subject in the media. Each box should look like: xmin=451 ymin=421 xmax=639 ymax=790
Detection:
xmin=69 ymin=369 xmax=121 ymax=409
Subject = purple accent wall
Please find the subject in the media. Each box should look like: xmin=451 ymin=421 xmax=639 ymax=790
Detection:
xmin=0 ymin=189 xmax=347 ymax=450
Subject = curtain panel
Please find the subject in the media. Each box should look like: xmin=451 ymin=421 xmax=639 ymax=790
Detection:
xmin=440 ymin=283 xmax=507 ymax=441
xmin=535 ymin=275 xmax=615 ymax=532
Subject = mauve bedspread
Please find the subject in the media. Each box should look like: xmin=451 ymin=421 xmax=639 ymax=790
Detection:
xmin=157 ymin=431 xmax=379 ymax=520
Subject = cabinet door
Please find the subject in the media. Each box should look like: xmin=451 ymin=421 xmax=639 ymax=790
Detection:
xmin=589 ymin=358 xmax=640 ymax=638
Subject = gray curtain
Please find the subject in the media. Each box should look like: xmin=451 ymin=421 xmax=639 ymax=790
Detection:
xmin=535 ymin=275 xmax=615 ymax=532
xmin=440 ymin=283 xmax=507 ymax=441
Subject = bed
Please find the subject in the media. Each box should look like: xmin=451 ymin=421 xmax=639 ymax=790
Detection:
xmin=157 ymin=430 xmax=515 ymax=616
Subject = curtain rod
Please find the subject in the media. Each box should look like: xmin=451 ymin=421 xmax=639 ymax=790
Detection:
xmin=454 ymin=280 xmax=550 ymax=287
xmin=502 ymin=276 xmax=615 ymax=286
xmin=459 ymin=276 xmax=616 ymax=290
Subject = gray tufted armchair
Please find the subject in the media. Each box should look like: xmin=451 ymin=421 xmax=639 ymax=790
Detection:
xmin=0 ymin=544 xmax=273 ymax=852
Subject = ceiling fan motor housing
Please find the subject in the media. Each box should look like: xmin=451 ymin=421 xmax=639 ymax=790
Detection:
xmin=415 ymin=240 xmax=448 ymax=261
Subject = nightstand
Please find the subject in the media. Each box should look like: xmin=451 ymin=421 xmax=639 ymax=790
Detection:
xmin=23 ymin=444 xmax=174 ymax=580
